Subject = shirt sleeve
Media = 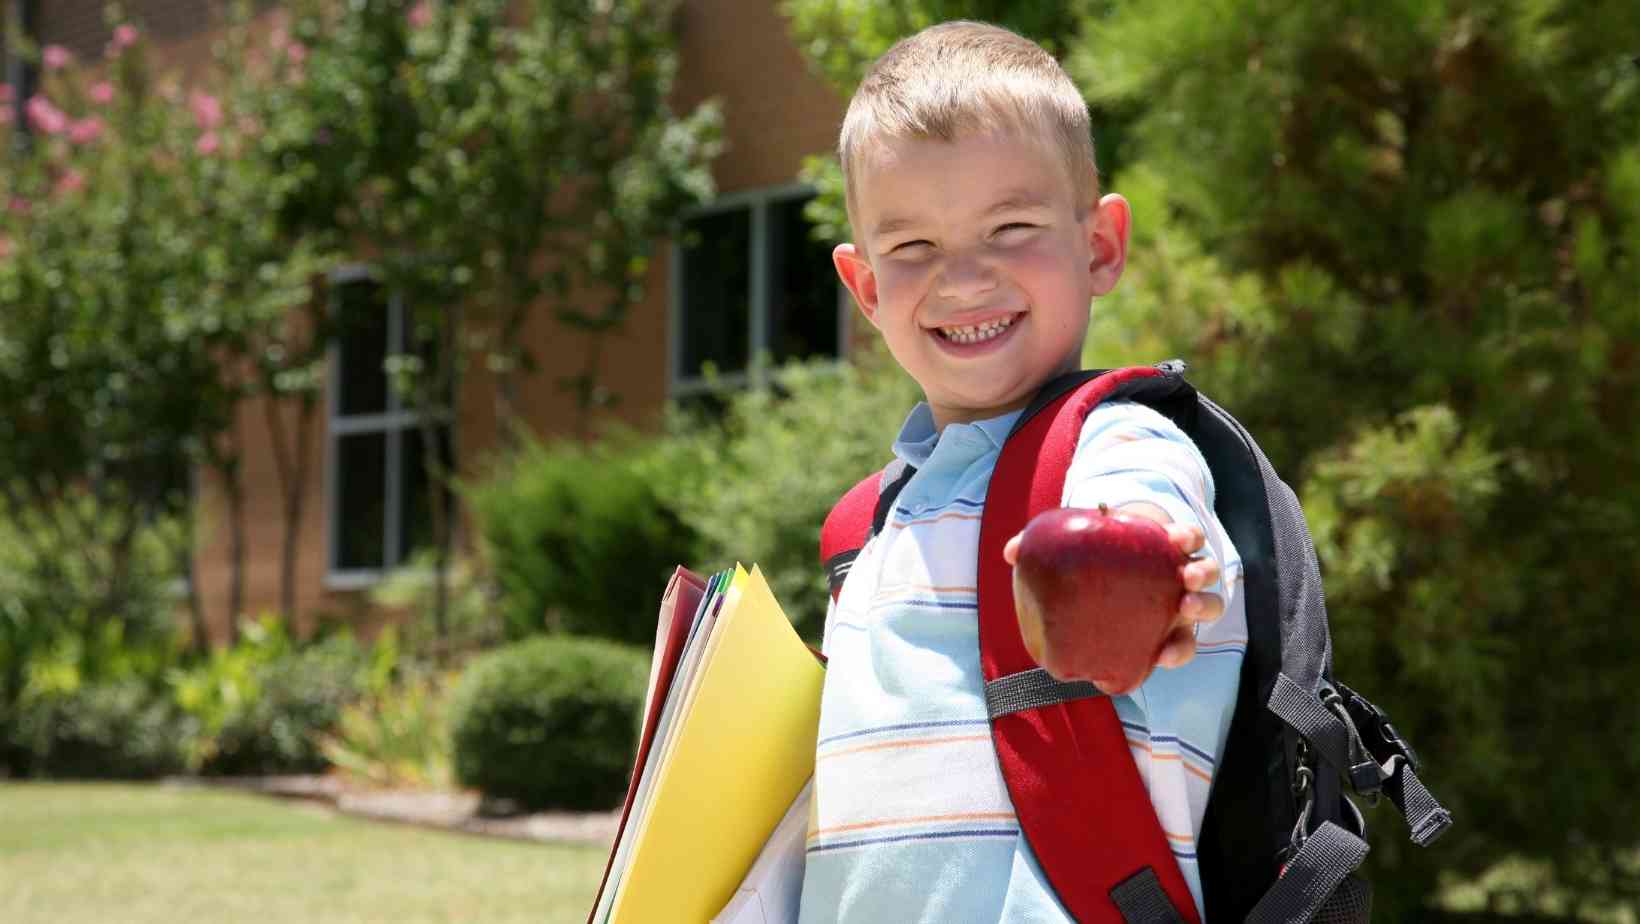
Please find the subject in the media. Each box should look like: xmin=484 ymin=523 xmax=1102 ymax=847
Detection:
xmin=1061 ymin=400 xmax=1225 ymax=596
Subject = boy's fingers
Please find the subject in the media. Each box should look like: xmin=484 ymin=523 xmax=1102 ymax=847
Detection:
xmin=1181 ymin=558 xmax=1220 ymax=592
xmin=1165 ymin=522 xmax=1206 ymax=556
xmin=1003 ymin=532 xmax=1022 ymax=565
xmin=1181 ymin=590 xmax=1224 ymax=625
xmin=1155 ymin=625 xmax=1197 ymax=669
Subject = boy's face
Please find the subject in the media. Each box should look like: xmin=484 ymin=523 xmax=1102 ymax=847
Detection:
xmin=834 ymin=131 xmax=1130 ymax=430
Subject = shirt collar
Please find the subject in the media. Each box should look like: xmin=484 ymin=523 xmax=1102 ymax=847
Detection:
xmin=891 ymin=402 xmax=1025 ymax=468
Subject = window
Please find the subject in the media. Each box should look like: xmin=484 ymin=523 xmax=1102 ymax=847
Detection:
xmin=325 ymin=268 xmax=452 ymax=588
xmin=671 ymin=185 xmax=847 ymax=395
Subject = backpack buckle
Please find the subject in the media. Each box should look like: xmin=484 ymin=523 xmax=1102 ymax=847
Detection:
xmin=1337 ymin=682 xmax=1422 ymax=774
xmin=1320 ymin=687 xmax=1388 ymax=799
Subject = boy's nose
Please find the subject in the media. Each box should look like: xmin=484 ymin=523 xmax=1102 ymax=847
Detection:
xmin=935 ymin=253 xmax=999 ymax=300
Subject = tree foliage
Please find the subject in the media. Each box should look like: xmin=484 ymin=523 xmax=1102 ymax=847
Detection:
xmin=1073 ymin=0 xmax=1640 ymax=914
xmin=0 ymin=23 xmax=327 ymax=645
xmin=274 ymin=0 xmax=724 ymax=428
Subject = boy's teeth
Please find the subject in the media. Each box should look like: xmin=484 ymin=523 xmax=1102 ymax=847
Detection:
xmin=940 ymin=315 xmax=1015 ymax=344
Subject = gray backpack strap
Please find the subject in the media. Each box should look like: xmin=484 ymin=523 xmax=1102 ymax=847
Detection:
xmin=984 ymin=668 xmax=1104 ymax=719
xmin=1246 ymin=821 xmax=1371 ymax=924
xmin=1109 ymin=867 xmax=1189 ymax=924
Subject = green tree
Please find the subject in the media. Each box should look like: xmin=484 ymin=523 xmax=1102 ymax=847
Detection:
xmin=271 ymin=0 xmax=723 ymax=643
xmin=0 ymin=24 xmax=328 ymax=648
xmin=1074 ymin=1 xmax=1640 ymax=916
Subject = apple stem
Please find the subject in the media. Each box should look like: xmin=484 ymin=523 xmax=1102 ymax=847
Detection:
xmin=1098 ymin=502 xmax=1111 ymax=516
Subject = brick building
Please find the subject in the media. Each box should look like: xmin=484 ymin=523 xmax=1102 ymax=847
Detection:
xmin=8 ymin=0 xmax=852 ymax=639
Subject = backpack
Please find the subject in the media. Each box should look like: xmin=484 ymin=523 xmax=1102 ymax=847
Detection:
xmin=819 ymin=362 xmax=1452 ymax=923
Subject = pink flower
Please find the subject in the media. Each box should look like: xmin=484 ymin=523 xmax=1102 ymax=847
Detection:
xmin=189 ymin=91 xmax=223 ymax=130
xmin=409 ymin=2 xmax=434 ymax=28
xmin=42 ymin=45 xmax=73 ymax=71
xmin=8 ymin=197 xmax=30 ymax=216
xmin=287 ymin=42 xmax=307 ymax=65
xmin=54 ymin=169 xmax=86 ymax=196
xmin=25 ymin=96 xmax=69 ymax=135
xmin=68 ymin=117 xmax=104 ymax=144
xmin=0 ymin=84 xmax=13 ymax=103
xmin=269 ymin=27 xmax=289 ymax=51
xmin=196 ymin=131 xmax=220 ymax=155
xmin=112 ymin=24 xmax=139 ymax=50
xmin=89 ymin=81 xmax=115 ymax=105
xmin=0 ymin=236 xmax=13 ymax=260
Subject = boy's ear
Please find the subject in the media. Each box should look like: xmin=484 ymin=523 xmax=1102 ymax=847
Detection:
xmin=1086 ymin=193 xmax=1132 ymax=296
xmin=833 ymin=243 xmax=882 ymax=327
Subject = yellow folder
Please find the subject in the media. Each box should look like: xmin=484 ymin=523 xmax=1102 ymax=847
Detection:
xmin=609 ymin=565 xmax=825 ymax=923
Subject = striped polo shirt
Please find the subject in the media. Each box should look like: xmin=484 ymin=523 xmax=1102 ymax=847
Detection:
xmin=797 ymin=400 xmax=1246 ymax=923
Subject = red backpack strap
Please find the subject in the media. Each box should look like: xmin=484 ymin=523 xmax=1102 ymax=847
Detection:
xmin=978 ymin=365 xmax=1203 ymax=923
xmin=821 ymin=470 xmax=883 ymax=603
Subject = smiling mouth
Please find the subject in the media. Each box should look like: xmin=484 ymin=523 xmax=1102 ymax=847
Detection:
xmin=935 ymin=312 xmax=1022 ymax=345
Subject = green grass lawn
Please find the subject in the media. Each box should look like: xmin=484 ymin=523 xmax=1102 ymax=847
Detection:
xmin=0 ymin=782 xmax=609 ymax=924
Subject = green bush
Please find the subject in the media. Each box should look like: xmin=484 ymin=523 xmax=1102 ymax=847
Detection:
xmin=170 ymin=617 xmax=369 ymax=776
xmin=0 ymin=493 xmax=186 ymax=775
xmin=10 ymin=680 xmax=191 ymax=779
xmin=448 ymin=636 xmax=648 ymax=811
xmin=322 ymin=663 xmax=457 ymax=791
xmin=465 ymin=434 xmax=704 ymax=644
xmin=666 ymin=351 xmax=922 ymax=639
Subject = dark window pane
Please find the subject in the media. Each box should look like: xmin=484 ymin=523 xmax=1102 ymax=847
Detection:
xmin=400 ymin=425 xmax=453 ymax=562
xmin=334 ymin=279 xmax=390 ymax=416
xmin=334 ymin=432 xmax=387 ymax=570
xmin=768 ymin=196 xmax=841 ymax=364
xmin=680 ymin=208 xmax=751 ymax=378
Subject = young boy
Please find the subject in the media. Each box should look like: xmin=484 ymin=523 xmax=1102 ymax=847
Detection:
xmin=797 ymin=21 xmax=1247 ymax=923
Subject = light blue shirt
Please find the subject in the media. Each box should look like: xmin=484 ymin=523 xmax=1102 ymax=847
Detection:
xmin=798 ymin=400 xmax=1246 ymax=923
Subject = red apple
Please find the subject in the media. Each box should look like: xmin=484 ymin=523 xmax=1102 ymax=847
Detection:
xmin=1011 ymin=504 xmax=1187 ymax=694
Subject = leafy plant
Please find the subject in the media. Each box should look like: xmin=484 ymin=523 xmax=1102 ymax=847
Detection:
xmin=448 ymin=636 xmax=647 ymax=811
xmin=168 ymin=616 xmax=369 ymax=775
xmin=321 ymin=665 xmax=457 ymax=791
xmin=465 ymin=434 xmax=704 ymax=644
xmin=667 ymin=350 xmax=922 ymax=639
xmin=9 ymin=680 xmax=191 ymax=780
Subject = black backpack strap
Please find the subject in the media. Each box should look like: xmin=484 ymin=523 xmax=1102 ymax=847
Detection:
xmin=1268 ymin=674 xmax=1454 ymax=848
xmin=1245 ymin=821 xmax=1371 ymax=924
xmin=1109 ymin=867 xmax=1189 ymax=923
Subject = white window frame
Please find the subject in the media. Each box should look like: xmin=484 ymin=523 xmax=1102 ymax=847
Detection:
xmin=323 ymin=263 xmax=427 ymax=591
xmin=668 ymin=183 xmax=851 ymax=396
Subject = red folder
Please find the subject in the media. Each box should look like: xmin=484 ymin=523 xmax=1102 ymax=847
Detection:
xmin=587 ymin=566 xmax=708 ymax=923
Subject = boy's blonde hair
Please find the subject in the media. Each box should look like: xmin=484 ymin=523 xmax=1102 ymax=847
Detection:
xmin=840 ymin=21 xmax=1099 ymax=223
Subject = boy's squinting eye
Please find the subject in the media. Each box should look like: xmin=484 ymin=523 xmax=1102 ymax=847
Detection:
xmin=994 ymin=222 xmax=1039 ymax=237
xmin=887 ymin=239 xmax=933 ymax=255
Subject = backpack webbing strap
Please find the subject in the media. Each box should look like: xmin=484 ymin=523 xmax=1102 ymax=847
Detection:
xmin=979 ymin=365 xmax=1201 ymax=924
xmin=1109 ymin=867 xmax=1189 ymax=924
xmin=1245 ymin=821 xmax=1370 ymax=924
xmin=984 ymin=668 xmax=1104 ymax=719
xmin=1385 ymin=760 xmax=1452 ymax=847
xmin=1269 ymin=674 xmax=1453 ymax=848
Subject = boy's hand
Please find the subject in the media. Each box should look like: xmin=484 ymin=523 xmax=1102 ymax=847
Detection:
xmin=1001 ymin=502 xmax=1224 ymax=679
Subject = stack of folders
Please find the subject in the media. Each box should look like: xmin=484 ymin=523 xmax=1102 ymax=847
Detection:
xmin=587 ymin=564 xmax=825 ymax=924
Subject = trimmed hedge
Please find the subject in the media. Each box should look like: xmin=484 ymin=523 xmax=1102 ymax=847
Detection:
xmin=448 ymin=636 xmax=648 ymax=811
